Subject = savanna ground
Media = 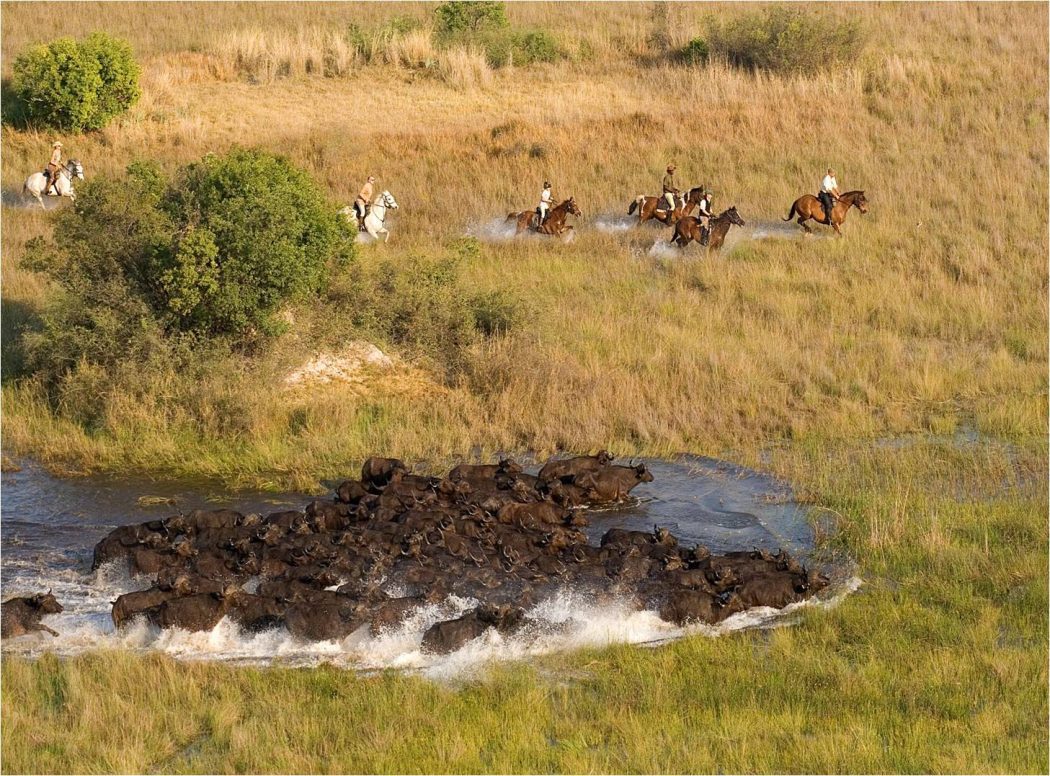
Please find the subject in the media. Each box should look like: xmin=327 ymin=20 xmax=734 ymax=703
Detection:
xmin=1 ymin=2 xmax=1047 ymax=773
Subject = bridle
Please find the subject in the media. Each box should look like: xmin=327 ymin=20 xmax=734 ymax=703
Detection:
xmin=371 ymin=193 xmax=396 ymax=222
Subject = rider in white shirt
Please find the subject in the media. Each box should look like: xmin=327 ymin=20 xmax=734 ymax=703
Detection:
xmin=698 ymin=191 xmax=714 ymax=244
xmin=538 ymin=181 xmax=553 ymax=225
xmin=698 ymin=190 xmax=713 ymax=223
xmin=819 ymin=168 xmax=841 ymax=225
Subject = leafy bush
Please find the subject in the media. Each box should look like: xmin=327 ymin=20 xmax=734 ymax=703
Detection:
xmin=11 ymin=32 xmax=140 ymax=131
xmin=511 ymin=30 xmax=561 ymax=64
xmin=469 ymin=290 xmax=522 ymax=336
xmin=707 ymin=7 xmax=867 ymax=73
xmin=23 ymin=150 xmax=355 ymax=391
xmin=338 ymin=254 xmax=477 ymax=371
xmin=160 ymin=149 xmax=354 ymax=337
xmin=678 ymin=37 xmax=709 ymax=66
xmin=434 ymin=1 xmax=508 ymax=35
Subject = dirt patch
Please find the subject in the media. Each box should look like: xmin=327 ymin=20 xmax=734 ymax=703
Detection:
xmin=282 ymin=342 xmax=449 ymax=400
xmin=283 ymin=342 xmax=394 ymax=388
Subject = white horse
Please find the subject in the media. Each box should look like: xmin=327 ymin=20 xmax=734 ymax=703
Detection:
xmin=23 ymin=159 xmax=84 ymax=209
xmin=362 ymin=190 xmax=398 ymax=242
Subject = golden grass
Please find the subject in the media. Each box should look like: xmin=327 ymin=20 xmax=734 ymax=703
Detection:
xmin=1 ymin=440 xmax=1046 ymax=774
xmin=1 ymin=2 xmax=1046 ymax=487
xmin=0 ymin=6 xmax=1047 ymax=771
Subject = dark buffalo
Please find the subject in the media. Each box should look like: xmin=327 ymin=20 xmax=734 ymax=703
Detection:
xmin=538 ymin=450 xmax=615 ymax=483
xmin=574 ymin=464 xmax=654 ymax=503
xmin=420 ymin=605 xmax=524 ymax=655
xmin=1 ymin=592 xmax=63 ymax=638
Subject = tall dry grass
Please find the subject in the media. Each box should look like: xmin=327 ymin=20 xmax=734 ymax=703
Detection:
xmin=0 ymin=4 xmax=1046 ymax=773
xmin=218 ymin=27 xmax=362 ymax=82
xmin=0 ymin=2 xmax=1046 ymax=483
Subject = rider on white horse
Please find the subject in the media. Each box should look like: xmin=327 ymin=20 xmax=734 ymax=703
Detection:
xmin=362 ymin=191 xmax=398 ymax=242
xmin=45 ymin=142 xmax=63 ymax=195
xmin=354 ymin=175 xmax=376 ymax=223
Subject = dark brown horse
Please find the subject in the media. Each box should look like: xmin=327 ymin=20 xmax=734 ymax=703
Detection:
xmin=783 ymin=190 xmax=868 ymax=235
xmin=507 ymin=196 xmax=582 ymax=237
xmin=628 ymin=186 xmax=705 ymax=226
xmin=671 ymin=206 xmax=745 ymax=252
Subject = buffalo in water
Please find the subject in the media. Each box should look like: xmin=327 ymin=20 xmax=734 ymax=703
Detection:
xmin=1 ymin=591 xmax=63 ymax=639
xmin=91 ymin=452 xmax=831 ymax=653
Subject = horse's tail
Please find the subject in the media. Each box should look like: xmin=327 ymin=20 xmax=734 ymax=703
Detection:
xmin=506 ymin=212 xmax=517 ymax=221
xmin=627 ymin=198 xmax=639 ymax=216
xmin=782 ymin=201 xmax=798 ymax=222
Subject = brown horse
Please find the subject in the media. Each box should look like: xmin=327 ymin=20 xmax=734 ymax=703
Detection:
xmin=628 ymin=186 xmax=705 ymax=226
xmin=783 ymin=190 xmax=868 ymax=235
xmin=507 ymin=196 xmax=582 ymax=237
xmin=670 ymin=206 xmax=745 ymax=252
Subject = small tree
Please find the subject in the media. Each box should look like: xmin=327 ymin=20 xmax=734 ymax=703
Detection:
xmin=11 ymin=32 xmax=140 ymax=131
xmin=434 ymin=1 xmax=508 ymax=35
xmin=159 ymin=149 xmax=356 ymax=337
xmin=24 ymin=149 xmax=357 ymax=382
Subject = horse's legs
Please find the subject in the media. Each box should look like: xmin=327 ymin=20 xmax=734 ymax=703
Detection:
xmin=798 ymin=217 xmax=812 ymax=233
xmin=832 ymin=222 xmax=842 ymax=237
xmin=382 ymin=228 xmax=391 ymax=243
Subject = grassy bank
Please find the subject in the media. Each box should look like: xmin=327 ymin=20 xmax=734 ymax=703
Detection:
xmin=1 ymin=3 xmax=1047 ymax=771
xmin=2 ymin=439 xmax=1046 ymax=773
xmin=2 ymin=3 xmax=1047 ymax=489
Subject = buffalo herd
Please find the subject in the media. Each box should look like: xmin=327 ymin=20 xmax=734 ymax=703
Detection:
xmin=3 ymin=452 xmax=831 ymax=654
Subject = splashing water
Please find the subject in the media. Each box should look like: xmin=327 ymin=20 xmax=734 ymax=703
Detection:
xmin=593 ymin=213 xmax=636 ymax=233
xmin=1 ymin=457 xmax=858 ymax=676
xmin=464 ymin=216 xmax=519 ymax=242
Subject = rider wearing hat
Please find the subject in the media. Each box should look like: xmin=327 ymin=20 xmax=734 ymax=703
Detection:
xmin=661 ymin=164 xmax=678 ymax=212
xmin=45 ymin=141 xmax=63 ymax=195
xmin=354 ymin=175 xmax=376 ymax=222
xmin=538 ymin=180 xmax=553 ymax=225
xmin=819 ymin=167 xmax=841 ymax=225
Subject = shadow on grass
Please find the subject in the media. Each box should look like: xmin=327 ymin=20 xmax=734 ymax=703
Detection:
xmin=1 ymin=79 xmax=29 ymax=128
xmin=1 ymin=298 xmax=41 ymax=382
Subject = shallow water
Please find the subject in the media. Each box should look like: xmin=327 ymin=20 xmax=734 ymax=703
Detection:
xmin=1 ymin=187 xmax=66 ymax=211
xmin=0 ymin=456 xmax=858 ymax=677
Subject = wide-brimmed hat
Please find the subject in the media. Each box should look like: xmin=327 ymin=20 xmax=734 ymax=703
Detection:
xmin=52 ymin=141 xmax=63 ymax=148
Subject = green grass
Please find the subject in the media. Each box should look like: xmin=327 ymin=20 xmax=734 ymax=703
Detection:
xmin=0 ymin=3 xmax=1047 ymax=772
xmin=2 ymin=438 xmax=1046 ymax=773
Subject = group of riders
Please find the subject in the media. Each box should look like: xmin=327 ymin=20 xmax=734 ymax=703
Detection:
xmin=36 ymin=143 xmax=849 ymax=236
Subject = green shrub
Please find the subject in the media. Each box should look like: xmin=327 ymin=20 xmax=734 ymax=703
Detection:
xmin=338 ymin=254 xmax=476 ymax=371
xmin=434 ymin=1 xmax=508 ymax=35
xmin=23 ymin=150 xmax=355 ymax=392
xmin=11 ymin=32 xmax=140 ymax=131
xmin=479 ymin=30 xmax=514 ymax=68
xmin=678 ymin=37 xmax=710 ymax=66
xmin=511 ymin=30 xmax=561 ymax=64
xmin=160 ymin=149 xmax=355 ymax=337
xmin=469 ymin=290 xmax=522 ymax=336
xmin=707 ymin=7 xmax=867 ymax=73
